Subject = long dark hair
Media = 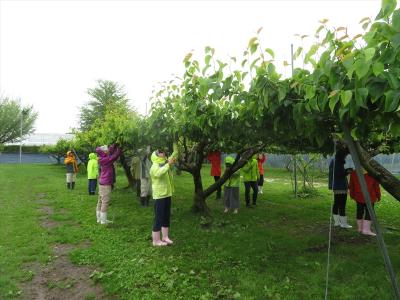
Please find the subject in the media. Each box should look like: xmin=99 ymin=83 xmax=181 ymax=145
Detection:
xmin=335 ymin=148 xmax=347 ymax=163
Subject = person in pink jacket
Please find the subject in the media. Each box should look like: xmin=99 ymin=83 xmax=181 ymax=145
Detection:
xmin=95 ymin=144 xmax=122 ymax=225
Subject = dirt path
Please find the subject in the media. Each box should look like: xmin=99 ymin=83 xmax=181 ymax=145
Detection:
xmin=21 ymin=193 xmax=114 ymax=300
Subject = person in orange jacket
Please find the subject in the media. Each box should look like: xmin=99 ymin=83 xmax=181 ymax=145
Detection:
xmin=257 ymin=153 xmax=267 ymax=194
xmin=349 ymin=169 xmax=381 ymax=236
xmin=64 ymin=150 xmax=78 ymax=189
xmin=207 ymin=150 xmax=222 ymax=199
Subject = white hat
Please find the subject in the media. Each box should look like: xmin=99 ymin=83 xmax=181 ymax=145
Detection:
xmin=99 ymin=145 xmax=109 ymax=152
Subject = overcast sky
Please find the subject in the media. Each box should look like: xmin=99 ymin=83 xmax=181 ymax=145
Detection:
xmin=0 ymin=0 xmax=381 ymax=133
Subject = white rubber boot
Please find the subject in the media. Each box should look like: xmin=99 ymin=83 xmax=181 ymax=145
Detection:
xmin=356 ymin=219 xmax=363 ymax=233
xmin=339 ymin=216 xmax=352 ymax=229
xmin=96 ymin=210 xmax=101 ymax=223
xmin=100 ymin=212 xmax=113 ymax=225
xmin=161 ymin=227 xmax=174 ymax=245
xmin=152 ymin=231 xmax=167 ymax=246
xmin=361 ymin=220 xmax=376 ymax=236
xmin=333 ymin=214 xmax=341 ymax=227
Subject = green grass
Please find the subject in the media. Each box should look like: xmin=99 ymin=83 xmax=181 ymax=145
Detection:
xmin=1 ymin=164 xmax=400 ymax=299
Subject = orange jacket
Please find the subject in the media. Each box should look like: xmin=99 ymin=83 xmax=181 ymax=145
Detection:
xmin=257 ymin=154 xmax=266 ymax=175
xmin=207 ymin=151 xmax=221 ymax=177
xmin=349 ymin=171 xmax=381 ymax=204
xmin=64 ymin=151 xmax=78 ymax=173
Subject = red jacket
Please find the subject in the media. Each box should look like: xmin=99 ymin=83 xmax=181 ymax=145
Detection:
xmin=349 ymin=171 xmax=381 ymax=204
xmin=257 ymin=154 xmax=266 ymax=175
xmin=207 ymin=151 xmax=221 ymax=176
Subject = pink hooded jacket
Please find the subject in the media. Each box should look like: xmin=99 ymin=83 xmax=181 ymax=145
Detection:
xmin=96 ymin=145 xmax=122 ymax=185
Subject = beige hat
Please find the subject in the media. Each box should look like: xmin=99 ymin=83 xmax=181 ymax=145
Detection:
xmin=99 ymin=145 xmax=109 ymax=152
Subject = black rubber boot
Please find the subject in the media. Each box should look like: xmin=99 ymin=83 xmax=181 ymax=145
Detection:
xmin=71 ymin=182 xmax=75 ymax=190
xmin=67 ymin=183 xmax=71 ymax=189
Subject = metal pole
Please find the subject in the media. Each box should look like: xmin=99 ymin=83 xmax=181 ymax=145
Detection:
xmin=19 ymin=101 xmax=23 ymax=164
xmin=291 ymin=44 xmax=297 ymax=198
xmin=343 ymin=123 xmax=400 ymax=299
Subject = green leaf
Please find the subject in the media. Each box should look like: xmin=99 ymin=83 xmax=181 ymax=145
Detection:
xmin=309 ymin=96 xmax=319 ymax=111
xmin=384 ymin=90 xmax=400 ymax=112
xmin=248 ymin=37 xmax=257 ymax=48
xmin=304 ymin=44 xmax=319 ymax=63
xmin=339 ymin=107 xmax=349 ymax=121
xmin=316 ymin=25 xmax=325 ymax=34
xmin=354 ymin=58 xmax=370 ymax=78
xmin=322 ymin=30 xmax=335 ymax=45
xmin=250 ymin=43 xmax=259 ymax=54
xmin=372 ymin=62 xmax=384 ymax=75
xmin=375 ymin=0 xmax=396 ymax=20
xmin=205 ymin=55 xmax=211 ymax=65
xmin=278 ymin=86 xmax=287 ymax=102
xmin=364 ymin=48 xmax=375 ymax=61
xmin=329 ymin=94 xmax=340 ymax=113
xmin=355 ymin=88 xmax=369 ymax=109
xmin=250 ymin=58 xmax=260 ymax=70
xmin=305 ymin=85 xmax=316 ymax=100
xmin=265 ymin=48 xmax=275 ymax=58
xmin=391 ymin=33 xmax=400 ymax=48
xmin=386 ymin=72 xmax=400 ymax=89
xmin=293 ymin=47 xmax=303 ymax=60
xmin=340 ymin=90 xmax=352 ymax=107
xmin=393 ymin=9 xmax=400 ymax=31
xmin=323 ymin=60 xmax=333 ymax=76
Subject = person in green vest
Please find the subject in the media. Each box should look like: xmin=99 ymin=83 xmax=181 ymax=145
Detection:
xmin=242 ymin=155 xmax=260 ymax=207
xmin=87 ymin=152 xmax=99 ymax=195
xmin=150 ymin=148 xmax=177 ymax=246
xmin=223 ymin=156 xmax=240 ymax=214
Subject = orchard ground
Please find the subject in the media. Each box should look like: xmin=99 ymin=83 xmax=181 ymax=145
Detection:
xmin=1 ymin=164 xmax=400 ymax=299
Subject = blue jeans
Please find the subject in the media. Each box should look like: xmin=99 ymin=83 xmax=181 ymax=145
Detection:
xmin=244 ymin=181 xmax=258 ymax=205
xmin=88 ymin=179 xmax=97 ymax=195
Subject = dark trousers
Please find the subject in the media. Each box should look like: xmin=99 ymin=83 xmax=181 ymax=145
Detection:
xmin=244 ymin=181 xmax=258 ymax=205
xmin=357 ymin=203 xmax=374 ymax=220
xmin=258 ymin=175 xmax=264 ymax=186
xmin=88 ymin=179 xmax=97 ymax=195
xmin=332 ymin=193 xmax=347 ymax=216
xmin=214 ymin=176 xmax=221 ymax=199
xmin=153 ymin=197 xmax=171 ymax=231
xmin=135 ymin=179 xmax=141 ymax=197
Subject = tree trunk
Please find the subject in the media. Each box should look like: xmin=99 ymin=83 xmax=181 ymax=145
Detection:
xmin=191 ymin=168 xmax=211 ymax=215
xmin=119 ymin=152 xmax=135 ymax=188
xmin=354 ymin=142 xmax=400 ymax=202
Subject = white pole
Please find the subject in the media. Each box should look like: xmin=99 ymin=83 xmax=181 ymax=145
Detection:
xmin=19 ymin=100 xmax=23 ymax=164
xmin=291 ymin=44 xmax=297 ymax=198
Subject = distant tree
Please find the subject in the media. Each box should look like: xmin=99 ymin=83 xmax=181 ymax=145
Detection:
xmin=0 ymin=97 xmax=37 ymax=144
xmin=75 ymin=109 xmax=142 ymax=187
xmin=39 ymin=138 xmax=74 ymax=165
xmin=79 ymin=80 xmax=130 ymax=131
